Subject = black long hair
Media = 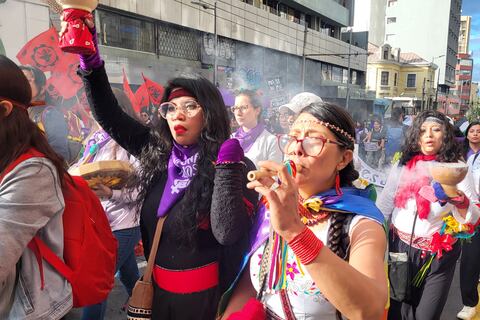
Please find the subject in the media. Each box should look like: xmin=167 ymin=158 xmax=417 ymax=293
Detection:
xmin=299 ymin=102 xmax=359 ymax=295
xmin=463 ymin=121 xmax=480 ymax=159
xmin=134 ymin=74 xmax=230 ymax=247
xmin=399 ymin=110 xmax=462 ymax=165
xmin=0 ymin=55 xmax=68 ymax=185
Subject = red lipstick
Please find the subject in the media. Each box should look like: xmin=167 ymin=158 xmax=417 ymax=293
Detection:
xmin=174 ymin=125 xmax=187 ymax=134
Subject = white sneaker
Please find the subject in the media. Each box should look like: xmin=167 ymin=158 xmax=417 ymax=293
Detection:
xmin=457 ymin=306 xmax=477 ymax=320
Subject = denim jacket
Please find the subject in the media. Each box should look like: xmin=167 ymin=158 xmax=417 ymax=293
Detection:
xmin=0 ymin=157 xmax=72 ymax=319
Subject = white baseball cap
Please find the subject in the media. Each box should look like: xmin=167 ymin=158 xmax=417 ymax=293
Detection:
xmin=279 ymin=92 xmax=323 ymax=114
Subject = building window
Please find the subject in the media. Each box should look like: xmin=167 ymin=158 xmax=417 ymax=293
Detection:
xmin=332 ymin=66 xmax=343 ymax=82
xmin=158 ymin=24 xmax=199 ymax=60
xmin=321 ymin=63 xmax=332 ymax=81
xmin=383 ymin=50 xmax=389 ymax=60
xmin=407 ymin=74 xmax=416 ymax=87
xmin=352 ymin=71 xmax=357 ymax=85
xmin=388 ymin=0 xmax=397 ymax=7
xmin=381 ymin=71 xmax=389 ymax=86
xmin=387 ymin=17 xmax=397 ymax=24
xmin=394 ymin=73 xmax=398 ymax=86
xmin=96 ymin=10 xmax=155 ymax=53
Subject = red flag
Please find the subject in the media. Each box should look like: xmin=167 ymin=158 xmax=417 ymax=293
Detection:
xmin=16 ymin=27 xmax=64 ymax=72
xmin=123 ymin=69 xmax=141 ymax=113
xmin=134 ymin=84 xmax=150 ymax=111
xmin=141 ymin=74 xmax=164 ymax=106
xmin=47 ymin=53 xmax=83 ymax=99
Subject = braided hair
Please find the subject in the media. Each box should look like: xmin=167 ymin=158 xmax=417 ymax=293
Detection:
xmin=300 ymin=102 xmax=357 ymax=319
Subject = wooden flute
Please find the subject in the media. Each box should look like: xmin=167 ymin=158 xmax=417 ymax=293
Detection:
xmin=247 ymin=160 xmax=297 ymax=182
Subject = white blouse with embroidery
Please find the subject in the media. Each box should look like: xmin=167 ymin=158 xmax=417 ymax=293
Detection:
xmin=249 ymin=215 xmax=368 ymax=320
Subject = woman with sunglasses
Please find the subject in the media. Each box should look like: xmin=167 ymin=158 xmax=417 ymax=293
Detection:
xmin=231 ymin=90 xmax=282 ymax=167
xmin=74 ymin=24 xmax=258 ymax=319
xmin=221 ymin=102 xmax=388 ymax=320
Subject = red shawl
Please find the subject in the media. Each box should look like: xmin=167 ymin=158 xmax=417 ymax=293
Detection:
xmin=394 ymin=154 xmax=436 ymax=219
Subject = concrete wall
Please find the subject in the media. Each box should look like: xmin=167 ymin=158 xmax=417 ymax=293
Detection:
xmin=290 ymin=0 xmax=350 ymax=26
xmin=353 ymin=0 xmax=385 ymax=47
xmin=0 ymin=0 xmax=49 ymax=59
xmin=385 ymin=0 xmax=460 ymax=87
xmin=99 ymin=0 xmax=366 ymax=72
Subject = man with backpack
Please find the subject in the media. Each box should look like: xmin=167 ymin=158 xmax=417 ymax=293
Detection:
xmin=20 ymin=65 xmax=83 ymax=164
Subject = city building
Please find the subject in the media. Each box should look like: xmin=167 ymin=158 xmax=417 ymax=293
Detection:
xmin=471 ymin=81 xmax=479 ymax=107
xmin=367 ymin=43 xmax=438 ymax=114
xmin=0 ymin=0 xmax=371 ymax=112
xmin=458 ymin=16 xmax=471 ymax=55
xmin=352 ymin=0 xmax=386 ymax=47
xmin=452 ymin=53 xmax=473 ymax=114
xmin=384 ymin=0 xmax=462 ymax=96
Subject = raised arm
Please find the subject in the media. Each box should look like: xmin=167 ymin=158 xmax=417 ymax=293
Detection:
xmin=80 ymin=66 xmax=150 ymax=157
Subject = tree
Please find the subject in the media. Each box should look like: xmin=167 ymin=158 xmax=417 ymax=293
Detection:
xmin=466 ymin=100 xmax=480 ymax=122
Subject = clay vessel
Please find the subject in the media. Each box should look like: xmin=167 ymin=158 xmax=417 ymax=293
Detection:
xmin=57 ymin=0 xmax=98 ymax=12
xmin=429 ymin=162 xmax=468 ymax=197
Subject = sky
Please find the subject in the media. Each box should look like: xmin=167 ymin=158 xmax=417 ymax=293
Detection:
xmin=463 ymin=0 xmax=480 ymax=82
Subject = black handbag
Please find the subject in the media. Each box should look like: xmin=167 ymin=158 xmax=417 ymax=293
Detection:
xmin=388 ymin=210 xmax=418 ymax=303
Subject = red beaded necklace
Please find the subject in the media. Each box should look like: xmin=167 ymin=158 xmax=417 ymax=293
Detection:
xmin=298 ymin=201 xmax=330 ymax=227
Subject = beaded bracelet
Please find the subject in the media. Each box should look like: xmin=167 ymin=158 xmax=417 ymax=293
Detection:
xmin=287 ymin=226 xmax=324 ymax=265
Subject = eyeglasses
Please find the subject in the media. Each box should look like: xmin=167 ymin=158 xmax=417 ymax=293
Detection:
xmin=279 ymin=112 xmax=295 ymax=119
xmin=231 ymin=105 xmax=251 ymax=113
xmin=277 ymin=134 xmax=346 ymax=157
xmin=159 ymin=100 xmax=202 ymax=119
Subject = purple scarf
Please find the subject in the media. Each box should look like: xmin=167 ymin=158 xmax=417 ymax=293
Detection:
xmin=157 ymin=141 xmax=200 ymax=217
xmin=232 ymin=123 xmax=265 ymax=153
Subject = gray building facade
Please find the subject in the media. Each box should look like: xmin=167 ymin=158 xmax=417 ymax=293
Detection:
xmin=385 ymin=0 xmax=462 ymax=89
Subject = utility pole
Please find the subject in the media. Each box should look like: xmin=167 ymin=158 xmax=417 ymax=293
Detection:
xmin=421 ymin=77 xmax=426 ymax=112
xmin=345 ymin=27 xmax=352 ymax=111
xmin=191 ymin=1 xmax=218 ymax=85
xmin=301 ymin=23 xmax=308 ymax=91
xmin=432 ymin=54 xmax=445 ymax=109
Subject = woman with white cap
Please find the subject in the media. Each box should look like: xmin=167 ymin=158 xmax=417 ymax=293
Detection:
xmin=278 ymin=92 xmax=323 ymax=134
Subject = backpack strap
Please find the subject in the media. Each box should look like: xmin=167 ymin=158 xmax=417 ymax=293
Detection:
xmin=0 ymin=149 xmax=44 ymax=182
xmin=28 ymin=236 xmax=73 ymax=284
xmin=1 ymin=149 xmax=73 ymax=289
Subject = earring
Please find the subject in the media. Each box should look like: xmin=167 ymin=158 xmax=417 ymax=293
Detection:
xmin=335 ymin=171 xmax=343 ymax=196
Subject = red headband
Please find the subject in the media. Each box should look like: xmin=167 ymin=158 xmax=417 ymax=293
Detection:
xmin=168 ymin=87 xmax=195 ymax=101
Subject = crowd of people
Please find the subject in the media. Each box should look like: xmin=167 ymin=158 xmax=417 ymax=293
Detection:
xmin=3 ymin=21 xmax=480 ymax=320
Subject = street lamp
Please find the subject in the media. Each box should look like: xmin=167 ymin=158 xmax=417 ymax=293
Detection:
xmin=192 ymin=1 xmax=218 ymax=85
xmin=432 ymin=54 xmax=445 ymax=109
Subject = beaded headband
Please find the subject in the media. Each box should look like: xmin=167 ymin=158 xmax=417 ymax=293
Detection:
xmin=423 ymin=116 xmax=444 ymax=125
xmin=294 ymin=119 xmax=356 ymax=145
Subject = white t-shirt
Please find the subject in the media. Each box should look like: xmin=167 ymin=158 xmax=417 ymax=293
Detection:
xmin=467 ymin=152 xmax=480 ymax=195
xmin=232 ymin=129 xmax=283 ymax=168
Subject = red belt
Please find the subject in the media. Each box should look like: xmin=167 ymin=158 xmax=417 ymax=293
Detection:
xmin=153 ymin=261 xmax=219 ymax=294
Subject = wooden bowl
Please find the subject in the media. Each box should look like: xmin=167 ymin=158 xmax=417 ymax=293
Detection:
xmin=69 ymin=160 xmax=133 ymax=189
xmin=57 ymin=0 xmax=98 ymax=12
xmin=429 ymin=162 xmax=468 ymax=197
